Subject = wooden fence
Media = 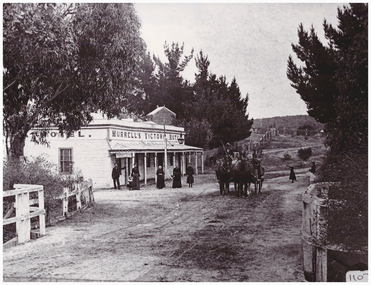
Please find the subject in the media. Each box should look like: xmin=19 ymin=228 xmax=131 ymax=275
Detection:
xmin=302 ymin=183 xmax=328 ymax=282
xmin=302 ymin=183 xmax=368 ymax=282
xmin=3 ymin=180 xmax=94 ymax=248
xmin=3 ymin=184 xmax=46 ymax=247
xmin=61 ymin=179 xmax=94 ymax=218
xmin=244 ymin=128 xmax=277 ymax=152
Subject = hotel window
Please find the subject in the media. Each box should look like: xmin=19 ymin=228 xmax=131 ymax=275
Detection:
xmin=169 ymin=153 xmax=174 ymax=166
xmin=59 ymin=148 xmax=73 ymax=174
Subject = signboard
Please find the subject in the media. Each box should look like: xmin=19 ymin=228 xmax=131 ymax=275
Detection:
xmin=116 ymin=152 xmax=133 ymax=158
xmin=29 ymin=129 xmax=182 ymax=142
xmin=111 ymin=129 xmax=180 ymax=142
xmin=346 ymin=271 xmax=368 ymax=282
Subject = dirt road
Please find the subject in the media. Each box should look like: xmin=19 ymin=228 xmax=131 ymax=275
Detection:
xmin=3 ymin=170 xmax=310 ymax=282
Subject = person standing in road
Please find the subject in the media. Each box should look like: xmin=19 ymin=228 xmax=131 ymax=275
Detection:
xmin=287 ymin=165 xmax=296 ymax=183
xmin=156 ymin=165 xmax=165 ymax=189
xmin=131 ymin=163 xmax=140 ymax=190
xmin=309 ymin=161 xmax=316 ymax=183
xmin=309 ymin=161 xmax=316 ymax=174
xmin=112 ymin=163 xmax=125 ymax=190
xmin=172 ymin=165 xmax=182 ymax=188
xmin=186 ymin=163 xmax=194 ymax=187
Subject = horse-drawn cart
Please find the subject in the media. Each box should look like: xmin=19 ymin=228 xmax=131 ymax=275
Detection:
xmin=216 ymin=155 xmax=264 ymax=197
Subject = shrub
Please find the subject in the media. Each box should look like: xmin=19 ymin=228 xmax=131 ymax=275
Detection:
xmin=283 ymin=152 xmax=291 ymax=160
xmin=297 ymin=147 xmax=312 ymax=161
xmin=3 ymin=155 xmax=83 ymax=225
xmin=317 ymin=154 xmax=368 ymax=252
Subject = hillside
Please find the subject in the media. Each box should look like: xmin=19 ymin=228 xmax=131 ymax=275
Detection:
xmin=252 ymin=115 xmax=324 ymax=131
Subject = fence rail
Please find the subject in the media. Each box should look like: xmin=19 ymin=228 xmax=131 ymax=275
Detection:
xmin=3 ymin=184 xmax=46 ymax=247
xmin=244 ymin=128 xmax=277 ymax=152
xmin=301 ymin=183 xmax=367 ymax=282
xmin=60 ymin=179 xmax=94 ymax=217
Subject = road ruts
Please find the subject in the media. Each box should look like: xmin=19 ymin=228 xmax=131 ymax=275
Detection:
xmin=3 ymin=173 xmax=308 ymax=282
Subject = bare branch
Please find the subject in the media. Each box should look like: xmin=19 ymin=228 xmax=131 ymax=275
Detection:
xmin=61 ymin=3 xmax=75 ymax=18
xmin=3 ymin=80 xmax=17 ymax=93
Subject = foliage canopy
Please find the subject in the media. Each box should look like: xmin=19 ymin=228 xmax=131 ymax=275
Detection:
xmin=3 ymin=3 xmax=145 ymax=158
xmin=287 ymin=3 xmax=368 ymax=251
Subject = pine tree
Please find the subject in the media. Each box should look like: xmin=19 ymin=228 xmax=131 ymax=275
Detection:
xmin=287 ymin=3 xmax=368 ymax=251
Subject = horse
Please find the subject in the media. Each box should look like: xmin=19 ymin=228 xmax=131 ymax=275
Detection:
xmin=215 ymin=158 xmax=231 ymax=195
xmin=230 ymin=158 xmax=258 ymax=197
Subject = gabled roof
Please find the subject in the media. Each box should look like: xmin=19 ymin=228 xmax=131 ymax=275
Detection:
xmin=147 ymin=106 xmax=176 ymax=116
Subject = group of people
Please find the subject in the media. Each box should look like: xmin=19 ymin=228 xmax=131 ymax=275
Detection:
xmin=111 ymin=163 xmax=140 ymax=190
xmin=157 ymin=163 xmax=195 ymax=189
xmin=112 ymin=162 xmax=195 ymax=190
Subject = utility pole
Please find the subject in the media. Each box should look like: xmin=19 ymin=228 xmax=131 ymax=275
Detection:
xmin=164 ymin=120 xmax=168 ymax=179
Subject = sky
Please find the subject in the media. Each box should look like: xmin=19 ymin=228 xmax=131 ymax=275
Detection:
xmin=135 ymin=2 xmax=344 ymax=119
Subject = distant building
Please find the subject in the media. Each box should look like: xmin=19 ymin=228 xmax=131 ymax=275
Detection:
xmin=146 ymin=105 xmax=176 ymax=125
xmin=24 ymin=108 xmax=203 ymax=189
xmin=315 ymin=130 xmax=325 ymax=137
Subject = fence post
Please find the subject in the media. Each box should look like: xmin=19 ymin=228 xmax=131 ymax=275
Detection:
xmin=316 ymin=247 xmax=327 ymax=282
xmin=76 ymin=183 xmax=82 ymax=211
xmin=38 ymin=188 xmax=46 ymax=236
xmin=62 ymin=187 xmax=69 ymax=216
xmin=88 ymin=179 xmax=94 ymax=203
xmin=16 ymin=191 xmax=31 ymax=244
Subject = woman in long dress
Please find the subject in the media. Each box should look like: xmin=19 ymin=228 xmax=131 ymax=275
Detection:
xmin=156 ymin=166 xmax=165 ymax=189
xmin=287 ymin=165 xmax=296 ymax=183
xmin=131 ymin=164 xmax=140 ymax=190
xmin=186 ymin=163 xmax=194 ymax=187
xmin=172 ymin=165 xmax=182 ymax=188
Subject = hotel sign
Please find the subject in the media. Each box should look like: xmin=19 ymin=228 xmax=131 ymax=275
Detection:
xmin=111 ymin=129 xmax=180 ymax=142
xmin=29 ymin=129 xmax=182 ymax=142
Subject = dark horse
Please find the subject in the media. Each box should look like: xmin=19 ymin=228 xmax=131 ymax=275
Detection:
xmin=215 ymin=158 xmax=231 ymax=195
xmin=230 ymin=158 xmax=258 ymax=197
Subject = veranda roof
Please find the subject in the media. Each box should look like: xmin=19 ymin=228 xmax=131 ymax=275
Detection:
xmin=109 ymin=141 xmax=203 ymax=155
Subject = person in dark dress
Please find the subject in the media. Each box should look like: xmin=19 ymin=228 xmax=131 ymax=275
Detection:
xmin=287 ymin=165 xmax=296 ymax=183
xmin=172 ymin=165 xmax=182 ymax=188
xmin=131 ymin=164 xmax=140 ymax=190
xmin=186 ymin=163 xmax=194 ymax=187
xmin=309 ymin=161 xmax=316 ymax=182
xmin=156 ymin=166 xmax=165 ymax=189
xmin=112 ymin=163 xmax=125 ymax=190
xmin=309 ymin=161 xmax=316 ymax=174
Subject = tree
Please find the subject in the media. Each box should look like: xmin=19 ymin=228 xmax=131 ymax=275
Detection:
xmin=153 ymin=42 xmax=194 ymax=118
xmin=287 ymin=3 xmax=368 ymax=157
xmin=3 ymin=3 xmax=145 ymax=158
xmin=180 ymin=118 xmax=213 ymax=149
xmin=287 ymin=3 xmax=368 ymax=250
xmin=125 ymin=51 xmax=156 ymax=117
xmin=187 ymin=51 xmax=253 ymax=149
xmin=73 ymin=3 xmax=145 ymax=118
xmin=297 ymin=147 xmax=312 ymax=161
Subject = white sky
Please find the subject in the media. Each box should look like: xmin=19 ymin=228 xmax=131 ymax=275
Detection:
xmin=135 ymin=2 xmax=344 ymax=119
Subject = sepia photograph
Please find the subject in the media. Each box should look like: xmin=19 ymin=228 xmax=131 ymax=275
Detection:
xmin=3 ymin=2 xmax=368 ymax=282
